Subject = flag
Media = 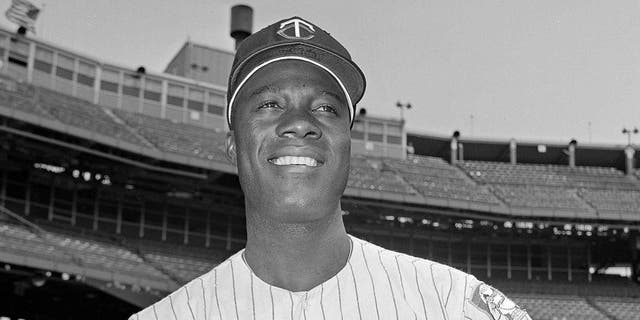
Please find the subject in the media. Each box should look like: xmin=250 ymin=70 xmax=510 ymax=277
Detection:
xmin=5 ymin=0 xmax=41 ymax=33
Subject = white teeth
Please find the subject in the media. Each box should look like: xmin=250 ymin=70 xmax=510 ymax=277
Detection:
xmin=271 ymin=156 xmax=318 ymax=167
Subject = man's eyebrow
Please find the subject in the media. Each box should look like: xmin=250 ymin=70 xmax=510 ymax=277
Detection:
xmin=321 ymin=90 xmax=347 ymax=104
xmin=249 ymin=85 xmax=280 ymax=98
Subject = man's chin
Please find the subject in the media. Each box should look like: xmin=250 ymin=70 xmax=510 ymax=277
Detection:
xmin=279 ymin=191 xmax=325 ymax=208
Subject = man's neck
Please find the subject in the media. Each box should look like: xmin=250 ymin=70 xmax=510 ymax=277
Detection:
xmin=243 ymin=208 xmax=351 ymax=292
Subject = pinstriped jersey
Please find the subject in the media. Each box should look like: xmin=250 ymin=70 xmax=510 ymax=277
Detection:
xmin=130 ymin=235 xmax=531 ymax=320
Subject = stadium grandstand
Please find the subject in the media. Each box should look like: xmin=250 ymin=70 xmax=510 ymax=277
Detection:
xmin=0 ymin=9 xmax=638 ymax=320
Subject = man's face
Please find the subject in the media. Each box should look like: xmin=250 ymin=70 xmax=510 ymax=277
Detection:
xmin=227 ymin=60 xmax=351 ymax=223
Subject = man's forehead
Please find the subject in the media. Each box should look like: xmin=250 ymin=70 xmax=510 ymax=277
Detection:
xmin=247 ymin=85 xmax=346 ymax=102
xmin=248 ymin=85 xmax=280 ymax=97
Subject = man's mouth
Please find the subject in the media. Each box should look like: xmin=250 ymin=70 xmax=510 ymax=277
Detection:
xmin=268 ymin=156 xmax=321 ymax=167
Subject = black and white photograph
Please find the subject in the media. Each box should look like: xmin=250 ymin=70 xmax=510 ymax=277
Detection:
xmin=0 ymin=1 xmax=638 ymax=319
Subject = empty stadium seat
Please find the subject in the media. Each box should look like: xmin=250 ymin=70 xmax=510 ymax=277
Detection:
xmin=491 ymin=184 xmax=591 ymax=211
xmin=35 ymin=87 xmax=146 ymax=146
xmin=460 ymin=161 xmax=637 ymax=189
xmin=347 ymin=156 xmax=416 ymax=194
xmin=143 ymin=252 xmax=216 ymax=283
xmin=0 ymin=221 xmax=73 ymax=265
xmin=0 ymin=81 xmax=55 ymax=120
xmin=130 ymin=238 xmax=229 ymax=284
xmin=459 ymin=161 xmax=640 ymax=215
xmin=38 ymin=224 xmax=170 ymax=283
xmin=578 ymin=189 xmax=640 ymax=218
xmin=592 ymin=297 xmax=640 ymax=320
xmin=384 ymin=155 xmax=502 ymax=205
xmin=510 ymin=294 xmax=608 ymax=320
xmin=114 ymin=109 xmax=228 ymax=162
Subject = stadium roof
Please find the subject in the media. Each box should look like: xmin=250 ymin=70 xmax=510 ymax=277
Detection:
xmin=408 ymin=132 xmax=635 ymax=170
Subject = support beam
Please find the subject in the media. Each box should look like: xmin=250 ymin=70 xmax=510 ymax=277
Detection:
xmin=507 ymin=244 xmax=512 ymax=280
xmin=547 ymin=246 xmax=552 ymax=281
xmin=466 ymin=241 xmax=471 ymax=273
xmin=631 ymin=232 xmax=639 ymax=283
xmin=93 ymin=65 xmax=101 ymax=104
xmin=0 ymin=171 xmax=6 ymax=206
xmin=24 ymin=176 xmax=31 ymax=216
xmin=567 ymin=246 xmax=572 ymax=282
xmin=428 ymin=238 xmax=433 ymax=260
xmin=450 ymin=136 xmax=458 ymax=164
xmin=115 ymin=197 xmax=122 ymax=234
xmin=92 ymin=192 xmax=100 ymax=231
xmin=568 ymin=140 xmax=577 ymax=168
xmin=138 ymin=203 xmax=145 ymax=238
xmin=184 ymin=208 xmax=190 ymax=245
xmin=161 ymin=80 xmax=168 ymax=119
xmin=527 ymin=244 xmax=532 ymax=280
xmin=138 ymin=75 xmax=145 ymax=113
xmin=587 ymin=243 xmax=592 ymax=282
xmin=625 ymin=146 xmax=636 ymax=175
xmin=226 ymin=215 xmax=232 ymax=251
xmin=205 ymin=211 xmax=211 ymax=248
xmin=26 ymin=41 xmax=35 ymax=83
xmin=47 ymin=183 xmax=55 ymax=221
xmin=408 ymin=232 xmax=414 ymax=255
xmin=161 ymin=204 xmax=168 ymax=241
xmin=447 ymin=238 xmax=452 ymax=266
xmin=70 ymin=187 xmax=77 ymax=226
xmin=72 ymin=56 xmax=79 ymax=96
xmin=487 ymin=243 xmax=492 ymax=279
xmin=509 ymin=139 xmax=517 ymax=164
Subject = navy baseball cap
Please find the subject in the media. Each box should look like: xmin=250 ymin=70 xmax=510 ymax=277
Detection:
xmin=226 ymin=16 xmax=366 ymax=128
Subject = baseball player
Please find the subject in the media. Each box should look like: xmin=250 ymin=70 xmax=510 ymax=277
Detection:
xmin=130 ymin=16 xmax=531 ymax=320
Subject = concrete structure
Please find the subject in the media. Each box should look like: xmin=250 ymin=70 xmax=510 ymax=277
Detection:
xmin=164 ymin=42 xmax=234 ymax=88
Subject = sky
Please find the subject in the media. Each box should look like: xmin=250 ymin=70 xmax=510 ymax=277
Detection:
xmin=1 ymin=0 xmax=639 ymax=146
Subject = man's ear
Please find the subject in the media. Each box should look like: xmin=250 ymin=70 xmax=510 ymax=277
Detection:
xmin=225 ymin=131 xmax=237 ymax=164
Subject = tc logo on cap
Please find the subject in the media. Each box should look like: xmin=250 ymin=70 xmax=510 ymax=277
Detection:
xmin=277 ymin=18 xmax=315 ymax=40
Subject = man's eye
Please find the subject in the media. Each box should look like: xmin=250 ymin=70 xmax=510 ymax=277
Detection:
xmin=258 ymin=101 xmax=281 ymax=109
xmin=314 ymin=105 xmax=337 ymax=114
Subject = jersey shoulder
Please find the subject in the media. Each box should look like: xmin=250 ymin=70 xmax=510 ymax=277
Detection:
xmin=350 ymin=234 xmax=471 ymax=284
xmin=349 ymin=235 xmax=532 ymax=320
xmin=128 ymin=250 xmax=242 ymax=320
xmin=350 ymin=235 xmax=474 ymax=305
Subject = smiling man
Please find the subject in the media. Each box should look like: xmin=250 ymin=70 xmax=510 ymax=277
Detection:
xmin=130 ymin=17 xmax=531 ymax=320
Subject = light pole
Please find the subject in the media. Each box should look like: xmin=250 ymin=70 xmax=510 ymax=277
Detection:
xmin=622 ymin=127 xmax=639 ymax=146
xmin=396 ymin=101 xmax=412 ymax=122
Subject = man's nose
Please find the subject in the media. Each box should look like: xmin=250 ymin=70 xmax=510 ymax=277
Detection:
xmin=275 ymin=107 xmax=322 ymax=140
